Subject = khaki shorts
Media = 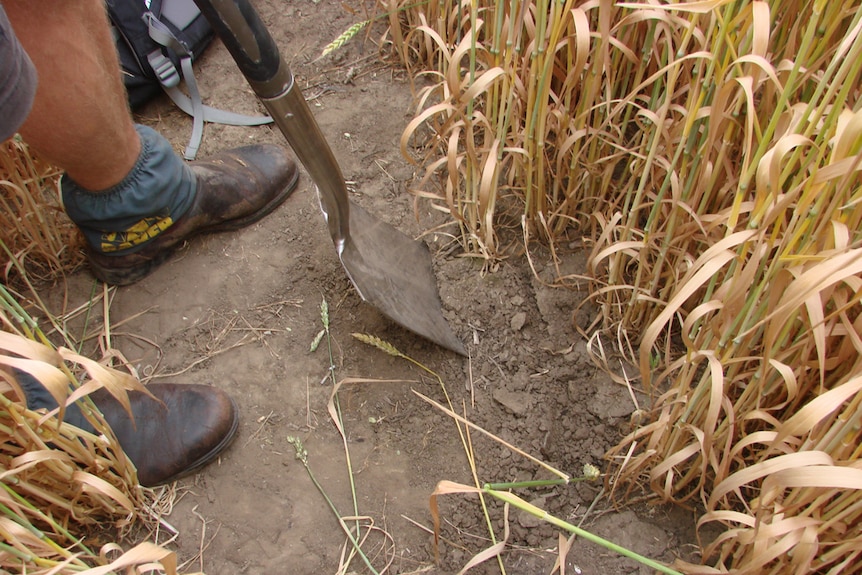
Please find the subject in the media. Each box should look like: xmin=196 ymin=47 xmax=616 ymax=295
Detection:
xmin=0 ymin=5 xmax=37 ymax=141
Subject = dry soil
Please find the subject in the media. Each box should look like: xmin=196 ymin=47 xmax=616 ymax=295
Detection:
xmin=51 ymin=1 xmax=704 ymax=573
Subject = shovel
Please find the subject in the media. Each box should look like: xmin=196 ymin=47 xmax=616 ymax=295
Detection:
xmin=193 ymin=0 xmax=467 ymax=355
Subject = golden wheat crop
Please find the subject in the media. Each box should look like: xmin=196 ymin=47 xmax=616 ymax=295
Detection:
xmin=390 ymin=0 xmax=862 ymax=572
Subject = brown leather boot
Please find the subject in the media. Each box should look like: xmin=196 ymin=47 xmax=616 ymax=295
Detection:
xmin=86 ymin=144 xmax=299 ymax=286
xmin=91 ymin=383 xmax=239 ymax=487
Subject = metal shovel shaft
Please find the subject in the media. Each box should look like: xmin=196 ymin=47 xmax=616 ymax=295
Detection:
xmin=191 ymin=0 xmax=350 ymax=246
xmin=257 ymin=76 xmax=352 ymax=252
xmin=193 ymin=0 xmax=466 ymax=355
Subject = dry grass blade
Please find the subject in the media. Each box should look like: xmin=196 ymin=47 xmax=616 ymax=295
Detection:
xmin=327 ymin=376 xmax=413 ymax=438
xmin=0 ymin=137 xmax=82 ymax=282
xmin=412 ymin=390 xmax=570 ymax=482
xmin=1 ymin=275 xmax=202 ymax=573
xmin=453 ymin=502 xmax=509 ymax=575
xmin=429 ymin=481 xmax=482 ymax=563
xmin=87 ymin=541 xmax=189 ymax=575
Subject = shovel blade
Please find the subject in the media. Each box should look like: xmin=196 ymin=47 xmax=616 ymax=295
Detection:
xmin=192 ymin=0 xmax=464 ymax=355
xmin=335 ymin=200 xmax=467 ymax=356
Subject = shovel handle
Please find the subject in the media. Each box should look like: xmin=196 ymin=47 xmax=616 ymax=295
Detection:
xmin=191 ymin=0 xmax=280 ymax=89
xmin=193 ymin=0 xmax=350 ymax=247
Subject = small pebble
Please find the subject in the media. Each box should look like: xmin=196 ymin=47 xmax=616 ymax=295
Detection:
xmin=511 ymin=311 xmax=527 ymax=331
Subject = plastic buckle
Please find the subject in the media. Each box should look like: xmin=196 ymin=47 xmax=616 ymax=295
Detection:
xmin=147 ymin=50 xmax=180 ymax=88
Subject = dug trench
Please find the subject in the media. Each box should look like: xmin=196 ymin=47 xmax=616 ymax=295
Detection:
xmin=49 ymin=0 xmax=708 ymax=572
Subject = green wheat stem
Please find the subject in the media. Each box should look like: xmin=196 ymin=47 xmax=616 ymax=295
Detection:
xmin=319 ymin=299 xmax=361 ymax=547
xmin=352 ymin=332 xmax=506 ymax=572
xmin=0 ymin=239 xmax=70 ymax=348
xmin=0 ymin=484 xmax=94 ymax=563
xmin=488 ymin=489 xmax=684 ymax=575
xmin=287 ymin=436 xmax=379 ymax=575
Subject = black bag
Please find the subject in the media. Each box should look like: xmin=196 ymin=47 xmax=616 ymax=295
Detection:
xmin=108 ymin=0 xmax=213 ymax=110
xmin=107 ymin=0 xmax=271 ymax=159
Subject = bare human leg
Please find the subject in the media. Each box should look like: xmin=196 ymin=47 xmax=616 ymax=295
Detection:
xmin=2 ymin=0 xmax=140 ymax=191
